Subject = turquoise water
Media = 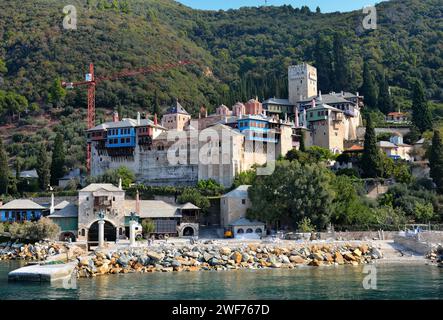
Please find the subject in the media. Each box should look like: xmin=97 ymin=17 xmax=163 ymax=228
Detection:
xmin=1 ymin=261 xmax=442 ymax=300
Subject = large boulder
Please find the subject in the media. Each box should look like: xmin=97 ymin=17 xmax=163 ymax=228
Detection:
xmin=289 ymin=256 xmax=306 ymax=264
xmin=334 ymin=252 xmax=344 ymax=265
xmin=232 ymin=252 xmax=242 ymax=264
xmin=220 ymin=247 xmax=231 ymax=256
xmin=279 ymin=255 xmax=291 ymax=264
xmin=147 ymin=251 xmax=164 ymax=262
xmin=370 ymin=248 xmax=383 ymax=259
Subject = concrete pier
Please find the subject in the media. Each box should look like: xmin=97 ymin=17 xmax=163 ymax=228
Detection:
xmin=8 ymin=263 xmax=77 ymax=282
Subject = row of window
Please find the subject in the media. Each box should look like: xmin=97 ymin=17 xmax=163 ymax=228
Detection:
xmin=237 ymin=228 xmax=263 ymax=234
xmin=108 ymin=128 xmax=132 ymax=136
xmin=108 ymin=138 xmax=132 ymax=144
xmin=238 ymin=121 xmax=268 ymax=129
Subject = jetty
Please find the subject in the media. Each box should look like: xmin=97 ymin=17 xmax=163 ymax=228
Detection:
xmin=8 ymin=262 xmax=76 ymax=282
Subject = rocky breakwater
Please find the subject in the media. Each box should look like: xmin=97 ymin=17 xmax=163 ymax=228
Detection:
xmin=426 ymin=244 xmax=443 ymax=267
xmin=76 ymin=243 xmax=384 ymax=278
xmin=0 ymin=241 xmax=84 ymax=262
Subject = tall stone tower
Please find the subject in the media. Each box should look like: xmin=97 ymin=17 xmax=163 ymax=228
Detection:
xmin=288 ymin=63 xmax=317 ymax=104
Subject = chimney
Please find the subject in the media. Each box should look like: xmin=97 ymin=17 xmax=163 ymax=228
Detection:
xmin=294 ymin=107 xmax=299 ymax=127
xmin=341 ymin=91 xmax=344 ymax=96
xmin=154 ymin=113 xmax=158 ymax=126
xmin=311 ymin=99 xmax=316 ymax=108
xmin=356 ymin=91 xmax=359 ymax=97
xmin=50 ymin=193 xmax=55 ymax=215
xmin=113 ymin=111 xmax=119 ymax=122
xmin=318 ymin=91 xmax=322 ymax=101
xmin=118 ymin=178 xmax=122 ymax=190
xmin=136 ymin=190 xmax=140 ymax=214
xmin=137 ymin=112 xmax=141 ymax=125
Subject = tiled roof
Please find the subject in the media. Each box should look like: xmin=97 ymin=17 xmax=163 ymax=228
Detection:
xmin=166 ymin=100 xmax=189 ymax=115
xmin=79 ymin=184 xmax=122 ymax=192
xmin=262 ymin=98 xmax=293 ymax=106
xmin=222 ymin=185 xmax=250 ymax=198
xmin=88 ymin=118 xmax=166 ymax=132
xmin=0 ymin=199 xmax=45 ymax=210
xmin=124 ymin=200 xmax=181 ymax=218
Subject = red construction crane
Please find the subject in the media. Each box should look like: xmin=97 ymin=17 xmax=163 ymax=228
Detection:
xmin=61 ymin=60 xmax=193 ymax=172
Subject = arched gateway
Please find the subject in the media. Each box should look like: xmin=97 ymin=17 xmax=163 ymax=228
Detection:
xmin=88 ymin=220 xmax=117 ymax=242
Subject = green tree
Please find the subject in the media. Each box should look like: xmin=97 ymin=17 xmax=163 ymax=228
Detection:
xmin=50 ymin=133 xmax=65 ymax=185
xmin=361 ymin=115 xmax=383 ymax=178
xmin=196 ymin=179 xmax=225 ymax=196
xmin=48 ymin=78 xmax=66 ymax=108
xmin=314 ymin=34 xmax=334 ymax=93
xmin=233 ymin=169 xmax=256 ymax=188
xmin=36 ymin=144 xmax=51 ymax=190
xmin=177 ymin=188 xmax=210 ymax=213
xmin=141 ymin=219 xmax=156 ymax=238
xmin=0 ymin=59 xmax=7 ymax=74
xmin=377 ymin=73 xmax=393 ymax=114
xmin=429 ymin=130 xmax=443 ymax=193
xmin=332 ymin=33 xmax=350 ymax=91
xmin=299 ymin=130 xmax=306 ymax=152
xmin=411 ymin=79 xmax=433 ymax=133
xmin=248 ymin=160 xmax=334 ymax=230
xmin=360 ymin=61 xmax=378 ymax=109
xmin=0 ymin=137 xmax=9 ymax=195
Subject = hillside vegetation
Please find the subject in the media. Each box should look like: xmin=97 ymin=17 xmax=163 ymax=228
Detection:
xmin=0 ymin=0 xmax=442 ymax=171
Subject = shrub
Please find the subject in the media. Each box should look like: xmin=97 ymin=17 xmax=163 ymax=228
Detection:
xmin=141 ymin=219 xmax=155 ymax=237
xmin=297 ymin=217 xmax=315 ymax=233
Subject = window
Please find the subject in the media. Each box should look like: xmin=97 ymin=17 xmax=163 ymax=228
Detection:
xmin=255 ymin=228 xmax=263 ymax=234
xmin=237 ymin=228 xmax=244 ymax=234
xmin=246 ymin=228 xmax=253 ymax=233
xmin=81 ymin=229 xmax=85 ymax=237
xmin=242 ymin=199 xmax=246 ymax=205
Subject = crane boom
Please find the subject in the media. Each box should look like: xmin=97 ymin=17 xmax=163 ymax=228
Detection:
xmin=61 ymin=60 xmax=193 ymax=173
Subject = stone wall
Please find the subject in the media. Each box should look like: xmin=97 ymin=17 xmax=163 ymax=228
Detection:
xmin=318 ymin=231 xmax=398 ymax=240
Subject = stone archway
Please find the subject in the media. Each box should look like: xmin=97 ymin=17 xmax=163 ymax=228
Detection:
xmin=88 ymin=220 xmax=117 ymax=242
xmin=59 ymin=232 xmax=76 ymax=242
xmin=183 ymin=226 xmax=194 ymax=237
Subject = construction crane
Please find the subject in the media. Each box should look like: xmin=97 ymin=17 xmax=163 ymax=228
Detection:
xmin=61 ymin=60 xmax=193 ymax=173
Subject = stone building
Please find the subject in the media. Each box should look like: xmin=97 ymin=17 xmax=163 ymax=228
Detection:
xmin=77 ymin=184 xmax=126 ymax=243
xmin=161 ymin=100 xmax=191 ymax=131
xmin=288 ymin=63 xmax=318 ymax=104
xmin=220 ymin=185 xmax=251 ymax=227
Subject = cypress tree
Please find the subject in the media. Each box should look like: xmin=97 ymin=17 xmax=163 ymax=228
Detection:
xmin=50 ymin=133 xmax=65 ymax=185
xmin=361 ymin=115 xmax=383 ymax=178
xmin=430 ymin=130 xmax=443 ymax=193
xmin=332 ymin=33 xmax=350 ymax=91
xmin=0 ymin=137 xmax=9 ymax=195
xmin=152 ymin=90 xmax=160 ymax=116
xmin=411 ymin=79 xmax=433 ymax=133
xmin=314 ymin=34 xmax=334 ymax=93
xmin=377 ymin=73 xmax=393 ymax=114
xmin=36 ymin=144 xmax=51 ymax=190
xmin=360 ymin=61 xmax=378 ymax=109
xmin=299 ymin=130 xmax=306 ymax=152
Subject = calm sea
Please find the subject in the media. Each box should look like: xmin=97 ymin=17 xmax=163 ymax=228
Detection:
xmin=0 ymin=261 xmax=442 ymax=300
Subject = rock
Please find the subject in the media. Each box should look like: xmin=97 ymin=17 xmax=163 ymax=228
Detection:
xmin=344 ymin=252 xmax=356 ymax=261
xmin=248 ymin=244 xmax=257 ymax=251
xmin=324 ymin=253 xmax=334 ymax=263
xmin=117 ymin=255 xmax=130 ymax=267
xmin=79 ymin=258 xmax=90 ymax=266
xmin=370 ymin=248 xmax=383 ymax=259
xmin=279 ymin=255 xmax=290 ymax=264
xmin=359 ymin=244 xmax=369 ymax=254
xmin=171 ymin=260 xmax=181 ymax=268
xmin=209 ymin=258 xmax=220 ymax=266
xmin=232 ymin=252 xmax=242 ymax=264
xmin=309 ymin=260 xmax=322 ymax=266
xmin=271 ymin=262 xmax=282 ymax=268
xmin=98 ymin=264 xmax=109 ymax=274
xmin=203 ymin=252 xmax=213 ymax=262
xmin=242 ymin=253 xmax=250 ymax=263
xmin=147 ymin=251 xmax=164 ymax=262
xmin=162 ymin=267 xmax=174 ymax=272
xmin=220 ymin=247 xmax=231 ymax=256
xmin=289 ymin=256 xmax=306 ymax=264
xmin=312 ymin=251 xmax=324 ymax=261
xmin=185 ymin=251 xmax=200 ymax=259
xmin=353 ymin=249 xmax=362 ymax=257
xmin=334 ymin=252 xmax=344 ymax=265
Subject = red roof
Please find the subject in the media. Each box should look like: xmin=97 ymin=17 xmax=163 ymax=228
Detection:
xmin=346 ymin=145 xmax=364 ymax=151
xmin=388 ymin=112 xmax=406 ymax=116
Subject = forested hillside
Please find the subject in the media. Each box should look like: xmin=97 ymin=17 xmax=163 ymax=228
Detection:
xmin=0 ymin=0 xmax=442 ymax=172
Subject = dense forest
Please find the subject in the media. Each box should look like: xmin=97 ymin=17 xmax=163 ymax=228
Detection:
xmin=0 ymin=0 xmax=442 ymax=172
